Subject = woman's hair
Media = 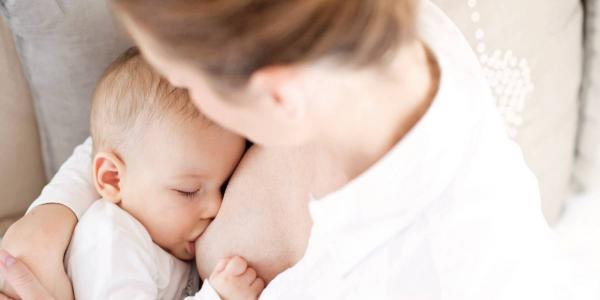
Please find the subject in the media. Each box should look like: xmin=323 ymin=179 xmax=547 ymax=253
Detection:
xmin=111 ymin=0 xmax=418 ymax=87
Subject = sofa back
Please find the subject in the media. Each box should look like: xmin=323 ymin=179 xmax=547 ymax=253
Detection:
xmin=0 ymin=14 xmax=46 ymax=233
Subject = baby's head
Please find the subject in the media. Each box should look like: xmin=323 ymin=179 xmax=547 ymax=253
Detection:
xmin=91 ymin=47 xmax=246 ymax=260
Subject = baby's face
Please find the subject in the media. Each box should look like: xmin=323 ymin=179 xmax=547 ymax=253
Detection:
xmin=118 ymin=116 xmax=246 ymax=260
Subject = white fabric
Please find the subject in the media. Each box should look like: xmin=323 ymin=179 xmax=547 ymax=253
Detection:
xmin=28 ymin=137 xmax=97 ymax=220
xmin=555 ymin=192 xmax=600 ymax=299
xmin=30 ymin=1 xmax=574 ymax=299
xmin=66 ymin=199 xmax=216 ymax=300
xmin=185 ymin=281 xmax=222 ymax=300
xmin=260 ymin=1 xmax=574 ymax=299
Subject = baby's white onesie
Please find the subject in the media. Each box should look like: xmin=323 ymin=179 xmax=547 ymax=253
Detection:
xmin=65 ymin=199 xmax=220 ymax=300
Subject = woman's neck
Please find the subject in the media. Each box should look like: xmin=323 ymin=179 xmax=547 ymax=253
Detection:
xmin=310 ymin=40 xmax=440 ymax=198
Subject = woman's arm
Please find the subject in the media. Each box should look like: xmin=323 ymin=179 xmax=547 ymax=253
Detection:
xmin=0 ymin=137 xmax=98 ymax=300
xmin=1 ymin=205 xmax=76 ymax=300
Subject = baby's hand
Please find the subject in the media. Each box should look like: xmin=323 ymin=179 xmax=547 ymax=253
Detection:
xmin=208 ymin=256 xmax=265 ymax=300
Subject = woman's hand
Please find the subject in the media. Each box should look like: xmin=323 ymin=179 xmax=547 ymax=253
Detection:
xmin=0 ymin=204 xmax=77 ymax=300
xmin=0 ymin=250 xmax=54 ymax=300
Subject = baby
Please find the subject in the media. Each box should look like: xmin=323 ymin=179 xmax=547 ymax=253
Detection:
xmin=65 ymin=47 xmax=264 ymax=299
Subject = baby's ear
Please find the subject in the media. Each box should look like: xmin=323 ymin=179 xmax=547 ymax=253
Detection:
xmin=93 ymin=152 xmax=125 ymax=204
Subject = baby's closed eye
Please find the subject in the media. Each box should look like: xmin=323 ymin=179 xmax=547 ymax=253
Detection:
xmin=173 ymin=188 xmax=202 ymax=198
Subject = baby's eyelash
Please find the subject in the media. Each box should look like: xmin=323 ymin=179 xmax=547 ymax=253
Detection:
xmin=176 ymin=189 xmax=199 ymax=198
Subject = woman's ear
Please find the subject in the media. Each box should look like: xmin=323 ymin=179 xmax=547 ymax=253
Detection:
xmin=249 ymin=65 xmax=307 ymax=121
xmin=93 ymin=152 xmax=126 ymax=204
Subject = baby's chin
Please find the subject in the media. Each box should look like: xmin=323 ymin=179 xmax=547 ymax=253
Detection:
xmin=163 ymin=244 xmax=196 ymax=261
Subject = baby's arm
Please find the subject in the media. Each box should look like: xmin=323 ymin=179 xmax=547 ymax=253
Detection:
xmin=0 ymin=137 xmax=98 ymax=300
xmin=189 ymin=256 xmax=265 ymax=300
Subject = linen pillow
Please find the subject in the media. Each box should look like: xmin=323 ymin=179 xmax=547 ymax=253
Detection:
xmin=0 ymin=0 xmax=132 ymax=178
xmin=431 ymin=0 xmax=583 ymax=223
xmin=575 ymin=0 xmax=600 ymax=195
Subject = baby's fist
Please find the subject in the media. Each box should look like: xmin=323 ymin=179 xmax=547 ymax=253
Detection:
xmin=209 ymin=256 xmax=265 ymax=300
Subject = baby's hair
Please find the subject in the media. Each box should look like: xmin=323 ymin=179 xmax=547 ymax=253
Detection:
xmin=90 ymin=47 xmax=206 ymax=155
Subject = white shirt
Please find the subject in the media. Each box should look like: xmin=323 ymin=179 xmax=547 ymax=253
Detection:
xmin=31 ymin=1 xmax=574 ymax=299
xmin=65 ymin=199 xmax=219 ymax=300
xmin=258 ymin=2 xmax=574 ymax=299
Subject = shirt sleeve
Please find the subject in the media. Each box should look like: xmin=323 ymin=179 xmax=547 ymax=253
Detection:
xmin=184 ymin=280 xmax=222 ymax=300
xmin=27 ymin=137 xmax=98 ymax=219
xmin=66 ymin=204 xmax=159 ymax=300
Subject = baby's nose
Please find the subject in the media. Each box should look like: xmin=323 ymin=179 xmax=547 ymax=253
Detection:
xmin=200 ymin=190 xmax=222 ymax=219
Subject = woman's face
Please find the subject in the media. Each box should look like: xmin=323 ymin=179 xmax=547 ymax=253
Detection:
xmin=122 ymin=18 xmax=315 ymax=147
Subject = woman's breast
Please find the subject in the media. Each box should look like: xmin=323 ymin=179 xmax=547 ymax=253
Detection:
xmin=194 ymin=146 xmax=313 ymax=283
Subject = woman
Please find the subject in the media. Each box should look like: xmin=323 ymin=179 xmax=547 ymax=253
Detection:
xmin=0 ymin=0 xmax=570 ymax=299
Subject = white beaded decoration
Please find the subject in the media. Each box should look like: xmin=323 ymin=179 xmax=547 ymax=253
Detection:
xmin=467 ymin=0 xmax=534 ymax=139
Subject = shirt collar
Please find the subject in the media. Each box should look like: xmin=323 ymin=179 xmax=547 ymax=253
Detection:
xmin=307 ymin=0 xmax=491 ymax=278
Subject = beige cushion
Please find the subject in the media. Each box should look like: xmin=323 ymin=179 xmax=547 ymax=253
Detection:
xmin=0 ymin=14 xmax=46 ymax=233
xmin=432 ymin=0 xmax=583 ymax=223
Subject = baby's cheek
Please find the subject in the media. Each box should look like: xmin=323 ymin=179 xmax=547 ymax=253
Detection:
xmin=150 ymin=223 xmax=185 ymax=252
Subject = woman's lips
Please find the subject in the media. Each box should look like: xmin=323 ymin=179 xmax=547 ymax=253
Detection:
xmin=186 ymin=242 xmax=196 ymax=256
